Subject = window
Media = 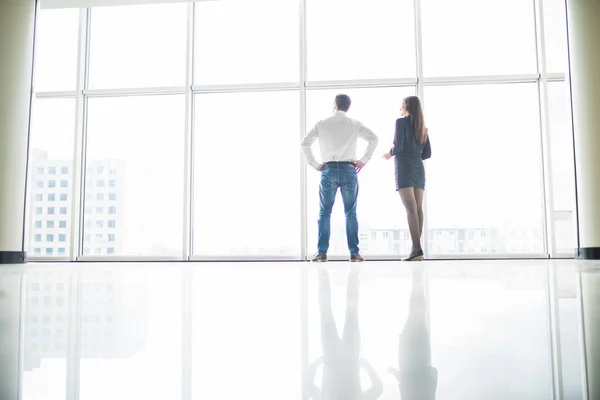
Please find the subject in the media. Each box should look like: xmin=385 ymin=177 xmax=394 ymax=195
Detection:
xmin=96 ymin=207 xmax=103 ymax=214
xmin=48 ymin=194 xmax=56 ymax=201
xmin=544 ymin=0 xmax=568 ymax=73
xmin=35 ymin=194 xmax=43 ymax=201
xmin=46 ymin=248 xmax=53 ymax=255
xmin=194 ymin=91 xmax=299 ymax=257
xmin=36 ymin=181 xmax=44 ymax=188
xmin=47 ymin=221 xmax=54 ymax=229
xmin=47 ymin=234 xmax=54 ymax=242
xmin=34 ymin=248 xmax=41 ymax=255
xmin=48 ymin=180 xmax=56 ymax=188
xmin=109 ymin=193 xmax=116 ymax=201
xmin=108 ymin=206 xmax=116 ymax=214
xmin=86 ymin=95 xmax=184 ymax=256
xmin=61 ymin=166 xmax=69 ymax=174
xmin=94 ymin=248 xmax=102 ymax=255
xmin=60 ymin=207 xmax=67 ymax=215
xmin=307 ymin=87 xmax=414 ymax=256
xmin=307 ymin=0 xmax=415 ymax=80
xmin=48 ymin=207 xmax=55 ymax=215
xmin=58 ymin=248 xmax=66 ymax=255
xmin=108 ymin=234 xmax=115 ymax=242
xmin=97 ymin=180 xmax=105 ymax=188
xmin=36 ymin=167 xmax=44 ymax=175
xmin=84 ymin=234 xmax=91 ymax=242
xmin=371 ymin=232 xmax=377 ymax=240
xmin=88 ymin=4 xmax=187 ymax=89
xmin=109 ymin=179 xmax=116 ymax=188
xmin=97 ymin=165 xmax=104 ymax=174
xmin=548 ymin=82 xmax=576 ymax=254
xmin=49 ymin=167 xmax=56 ymax=174
xmin=60 ymin=193 xmax=68 ymax=201
xmin=34 ymin=234 xmax=42 ymax=242
xmin=35 ymin=221 xmax=42 ymax=229
xmin=35 ymin=207 xmax=43 ymax=215
xmin=34 ymin=8 xmax=79 ymax=91
xmin=383 ymin=232 xmax=389 ymax=239
xmin=107 ymin=247 xmax=115 ymax=254
xmin=393 ymin=231 xmax=400 ymax=241
xmin=95 ymin=221 xmax=104 ymax=228
xmin=427 ymin=84 xmax=544 ymax=255
xmin=59 ymin=234 xmax=67 ymax=242
xmin=108 ymin=220 xmax=116 ymax=228
xmin=421 ymin=0 xmax=536 ymax=76
xmin=195 ymin=0 xmax=298 ymax=85
xmin=97 ymin=193 xmax=104 ymax=201
xmin=61 ymin=180 xmax=68 ymax=188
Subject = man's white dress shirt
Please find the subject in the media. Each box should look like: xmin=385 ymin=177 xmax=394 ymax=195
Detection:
xmin=300 ymin=111 xmax=379 ymax=170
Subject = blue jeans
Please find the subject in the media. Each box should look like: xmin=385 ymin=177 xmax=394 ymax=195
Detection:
xmin=318 ymin=163 xmax=360 ymax=255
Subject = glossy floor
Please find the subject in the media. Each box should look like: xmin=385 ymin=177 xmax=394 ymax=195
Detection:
xmin=1 ymin=260 xmax=598 ymax=400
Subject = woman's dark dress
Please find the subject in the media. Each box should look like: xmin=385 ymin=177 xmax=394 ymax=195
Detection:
xmin=389 ymin=117 xmax=432 ymax=190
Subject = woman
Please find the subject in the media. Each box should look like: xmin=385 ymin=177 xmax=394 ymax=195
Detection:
xmin=383 ymin=96 xmax=431 ymax=261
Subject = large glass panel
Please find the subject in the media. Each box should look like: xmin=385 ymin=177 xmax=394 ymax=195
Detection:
xmin=34 ymin=9 xmax=79 ymax=92
xmin=543 ymin=0 xmax=569 ymax=73
xmin=79 ymin=267 xmax=182 ymax=400
xmin=307 ymin=0 xmax=416 ymax=81
xmin=192 ymin=265 xmax=301 ymax=399
xmin=22 ymin=269 xmax=72 ymax=400
xmin=192 ymin=91 xmax=300 ymax=257
xmin=305 ymin=87 xmax=415 ymax=257
xmin=26 ymin=98 xmax=76 ymax=258
xmin=547 ymin=82 xmax=576 ymax=254
xmin=84 ymin=95 xmax=185 ymax=257
xmin=421 ymin=0 xmax=537 ymax=76
xmin=425 ymin=83 xmax=545 ymax=255
xmin=430 ymin=264 xmax=553 ymax=399
xmin=88 ymin=4 xmax=187 ymax=89
xmin=194 ymin=0 xmax=298 ymax=85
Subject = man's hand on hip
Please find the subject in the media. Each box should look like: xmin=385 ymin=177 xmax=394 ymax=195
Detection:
xmin=316 ymin=163 xmax=326 ymax=171
xmin=353 ymin=160 xmax=366 ymax=172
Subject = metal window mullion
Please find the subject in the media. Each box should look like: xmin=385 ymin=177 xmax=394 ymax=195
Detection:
xmin=69 ymin=7 xmax=90 ymax=262
xmin=183 ymin=2 xmax=194 ymax=263
xmin=191 ymin=82 xmax=299 ymax=94
xmin=82 ymin=86 xmax=187 ymax=97
xmin=299 ymin=0 xmax=308 ymax=262
xmin=534 ymin=0 xmax=557 ymax=259
xmin=181 ymin=4 xmax=195 ymax=400
xmin=414 ymin=0 xmax=428 ymax=258
xmin=422 ymin=74 xmax=540 ymax=85
xmin=36 ymin=91 xmax=77 ymax=98
xmin=305 ymin=77 xmax=417 ymax=90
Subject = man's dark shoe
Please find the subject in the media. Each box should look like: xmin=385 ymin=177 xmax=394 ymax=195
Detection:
xmin=350 ymin=253 xmax=365 ymax=262
xmin=312 ymin=253 xmax=327 ymax=262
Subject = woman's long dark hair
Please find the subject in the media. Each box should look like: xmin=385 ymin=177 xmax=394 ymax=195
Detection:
xmin=404 ymin=96 xmax=427 ymax=144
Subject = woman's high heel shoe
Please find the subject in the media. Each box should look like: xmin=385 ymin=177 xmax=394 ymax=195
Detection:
xmin=404 ymin=249 xmax=424 ymax=261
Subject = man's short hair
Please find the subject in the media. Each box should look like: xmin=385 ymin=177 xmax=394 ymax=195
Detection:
xmin=335 ymin=94 xmax=351 ymax=112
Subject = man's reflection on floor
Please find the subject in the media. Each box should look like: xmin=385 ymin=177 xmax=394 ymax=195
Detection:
xmin=389 ymin=267 xmax=438 ymax=399
xmin=306 ymin=267 xmax=382 ymax=400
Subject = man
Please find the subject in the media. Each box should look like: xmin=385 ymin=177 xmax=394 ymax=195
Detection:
xmin=301 ymin=94 xmax=379 ymax=262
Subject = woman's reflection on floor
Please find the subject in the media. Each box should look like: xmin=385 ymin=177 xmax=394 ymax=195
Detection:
xmin=389 ymin=267 xmax=438 ymax=399
xmin=306 ymin=267 xmax=383 ymax=400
